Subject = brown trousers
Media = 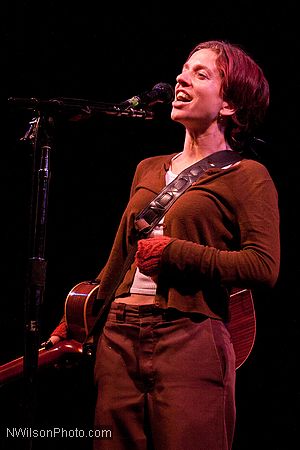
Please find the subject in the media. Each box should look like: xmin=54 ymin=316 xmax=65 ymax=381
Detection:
xmin=93 ymin=302 xmax=236 ymax=450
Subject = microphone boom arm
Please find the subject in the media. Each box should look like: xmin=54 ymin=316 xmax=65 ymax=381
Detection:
xmin=8 ymin=97 xmax=155 ymax=120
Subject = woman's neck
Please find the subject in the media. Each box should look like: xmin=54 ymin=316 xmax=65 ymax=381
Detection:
xmin=170 ymin=129 xmax=232 ymax=174
xmin=181 ymin=129 xmax=231 ymax=162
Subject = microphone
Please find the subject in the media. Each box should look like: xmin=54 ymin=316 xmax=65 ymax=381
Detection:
xmin=120 ymin=82 xmax=174 ymax=109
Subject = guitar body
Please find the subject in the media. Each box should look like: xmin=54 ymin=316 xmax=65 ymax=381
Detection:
xmin=64 ymin=280 xmax=101 ymax=343
xmin=0 ymin=281 xmax=256 ymax=384
xmin=226 ymin=288 xmax=256 ymax=369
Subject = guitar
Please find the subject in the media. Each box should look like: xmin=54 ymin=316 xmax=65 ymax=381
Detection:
xmin=0 ymin=281 xmax=99 ymax=386
xmin=0 ymin=339 xmax=83 ymax=386
xmin=0 ymin=281 xmax=255 ymax=384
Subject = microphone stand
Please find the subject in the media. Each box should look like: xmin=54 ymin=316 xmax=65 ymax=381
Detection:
xmin=8 ymin=97 xmax=154 ymax=448
xmin=21 ymin=111 xmax=53 ymax=449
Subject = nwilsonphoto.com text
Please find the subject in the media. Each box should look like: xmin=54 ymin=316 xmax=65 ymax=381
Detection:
xmin=3 ymin=426 xmax=113 ymax=440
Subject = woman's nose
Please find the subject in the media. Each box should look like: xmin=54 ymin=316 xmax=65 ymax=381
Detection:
xmin=176 ymin=70 xmax=191 ymax=85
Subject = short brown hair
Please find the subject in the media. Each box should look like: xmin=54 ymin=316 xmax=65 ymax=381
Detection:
xmin=188 ymin=40 xmax=269 ymax=149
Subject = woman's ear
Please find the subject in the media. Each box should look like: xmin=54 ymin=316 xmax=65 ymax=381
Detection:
xmin=220 ymin=101 xmax=236 ymax=117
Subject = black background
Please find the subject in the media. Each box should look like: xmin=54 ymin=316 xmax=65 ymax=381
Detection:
xmin=1 ymin=2 xmax=299 ymax=449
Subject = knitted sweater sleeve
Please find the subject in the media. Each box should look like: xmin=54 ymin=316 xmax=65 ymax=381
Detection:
xmin=161 ymin=162 xmax=280 ymax=289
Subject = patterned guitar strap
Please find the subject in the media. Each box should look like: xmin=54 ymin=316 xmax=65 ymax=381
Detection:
xmin=135 ymin=150 xmax=242 ymax=237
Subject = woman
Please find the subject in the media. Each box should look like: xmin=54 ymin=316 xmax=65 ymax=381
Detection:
xmin=50 ymin=40 xmax=280 ymax=450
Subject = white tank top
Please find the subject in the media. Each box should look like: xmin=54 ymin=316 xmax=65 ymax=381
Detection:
xmin=130 ymin=167 xmax=177 ymax=295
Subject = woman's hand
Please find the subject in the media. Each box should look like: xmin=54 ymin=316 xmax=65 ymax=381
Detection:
xmin=42 ymin=335 xmax=61 ymax=349
xmin=42 ymin=321 xmax=68 ymax=348
xmin=135 ymin=236 xmax=172 ymax=276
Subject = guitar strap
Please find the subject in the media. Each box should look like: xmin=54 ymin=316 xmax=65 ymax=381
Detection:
xmin=84 ymin=150 xmax=243 ymax=346
xmin=134 ymin=150 xmax=242 ymax=237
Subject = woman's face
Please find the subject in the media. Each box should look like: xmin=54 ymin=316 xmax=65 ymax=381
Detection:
xmin=171 ymin=48 xmax=229 ymax=131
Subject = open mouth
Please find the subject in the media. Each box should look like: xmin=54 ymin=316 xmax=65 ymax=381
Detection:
xmin=175 ymin=91 xmax=192 ymax=102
